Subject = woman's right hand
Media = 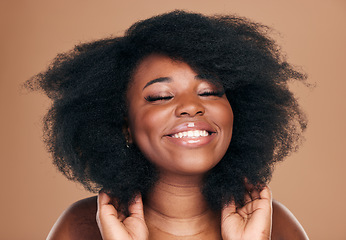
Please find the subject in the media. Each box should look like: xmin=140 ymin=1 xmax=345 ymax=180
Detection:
xmin=96 ymin=191 xmax=149 ymax=240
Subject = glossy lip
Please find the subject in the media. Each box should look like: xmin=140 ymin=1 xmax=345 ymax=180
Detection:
xmin=163 ymin=121 xmax=217 ymax=148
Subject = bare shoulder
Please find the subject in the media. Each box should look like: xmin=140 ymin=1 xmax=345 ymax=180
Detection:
xmin=47 ymin=196 xmax=102 ymax=240
xmin=271 ymin=199 xmax=309 ymax=240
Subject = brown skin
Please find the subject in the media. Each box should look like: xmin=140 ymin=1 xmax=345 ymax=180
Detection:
xmin=126 ymin=54 xmax=234 ymax=177
xmin=47 ymin=197 xmax=308 ymax=240
xmin=47 ymin=55 xmax=309 ymax=240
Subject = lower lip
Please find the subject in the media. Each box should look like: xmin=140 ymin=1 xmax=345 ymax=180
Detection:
xmin=164 ymin=133 xmax=216 ymax=148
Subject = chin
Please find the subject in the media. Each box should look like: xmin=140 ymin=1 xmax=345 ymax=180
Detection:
xmin=164 ymin=154 xmax=221 ymax=176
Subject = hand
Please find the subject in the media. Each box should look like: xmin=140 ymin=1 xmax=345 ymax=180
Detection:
xmin=221 ymin=183 xmax=272 ymax=240
xmin=96 ymin=191 xmax=149 ymax=240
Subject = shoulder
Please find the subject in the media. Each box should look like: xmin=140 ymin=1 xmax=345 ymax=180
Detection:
xmin=47 ymin=196 xmax=102 ymax=240
xmin=271 ymin=199 xmax=309 ymax=240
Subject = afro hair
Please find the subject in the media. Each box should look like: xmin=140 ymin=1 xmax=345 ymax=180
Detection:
xmin=25 ymin=10 xmax=307 ymax=212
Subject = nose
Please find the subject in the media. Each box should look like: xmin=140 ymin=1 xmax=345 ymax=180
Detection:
xmin=175 ymin=94 xmax=205 ymax=117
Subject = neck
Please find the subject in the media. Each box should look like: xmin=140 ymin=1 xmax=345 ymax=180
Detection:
xmin=144 ymin=172 xmax=221 ymax=239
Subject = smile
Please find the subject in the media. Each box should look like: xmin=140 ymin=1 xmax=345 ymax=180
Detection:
xmin=165 ymin=121 xmax=217 ymax=148
xmin=171 ymin=130 xmax=210 ymax=138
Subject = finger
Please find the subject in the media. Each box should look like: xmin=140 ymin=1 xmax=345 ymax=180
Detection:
xmin=98 ymin=191 xmax=115 ymax=210
xmin=243 ymin=179 xmax=257 ymax=201
xmin=245 ymin=186 xmax=272 ymax=214
xmin=97 ymin=191 xmax=119 ymax=219
xmin=244 ymin=179 xmax=262 ymax=201
xmin=98 ymin=190 xmax=111 ymax=206
xmin=108 ymin=197 xmax=126 ymax=221
xmin=259 ymin=185 xmax=272 ymax=201
xmin=97 ymin=192 xmax=130 ymax=239
xmin=128 ymin=194 xmax=145 ymax=222
xmin=221 ymin=200 xmax=237 ymax=220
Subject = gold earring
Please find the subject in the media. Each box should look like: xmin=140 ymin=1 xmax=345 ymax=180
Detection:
xmin=126 ymin=138 xmax=130 ymax=148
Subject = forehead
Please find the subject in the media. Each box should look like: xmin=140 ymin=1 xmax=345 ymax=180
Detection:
xmin=129 ymin=54 xmax=221 ymax=90
xmin=132 ymin=54 xmax=193 ymax=86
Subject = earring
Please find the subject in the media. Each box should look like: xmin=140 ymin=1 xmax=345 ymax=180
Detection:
xmin=126 ymin=138 xmax=130 ymax=148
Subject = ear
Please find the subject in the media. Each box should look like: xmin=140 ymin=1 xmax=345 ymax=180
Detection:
xmin=122 ymin=117 xmax=133 ymax=144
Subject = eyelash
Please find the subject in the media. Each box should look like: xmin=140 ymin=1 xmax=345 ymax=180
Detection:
xmin=199 ymin=90 xmax=224 ymax=97
xmin=145 ymin=95 xmax=173 ymax=102
xmin=145 ymin=91 xmax=224 ymax=102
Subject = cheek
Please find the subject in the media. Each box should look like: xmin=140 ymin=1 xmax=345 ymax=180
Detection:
xmin=222 ymin=104 xmax=234 ymax=134
xmin=209 ymin=101 xmax=234 ymax=137
xmin=128 ymin=105 xmax=170 ymax=145
xmin=128 ymin=106 xmax=174 ymax=167
xmin=213 ymin=102 xmax=234 ymax=160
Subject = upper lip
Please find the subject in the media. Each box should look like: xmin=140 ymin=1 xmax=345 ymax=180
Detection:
xmin=165 ymin=121 xmax=217 ymax=136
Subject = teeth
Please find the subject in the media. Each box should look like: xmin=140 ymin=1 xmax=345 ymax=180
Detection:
xmin=172 ymin=130 xmax=210 ymax=138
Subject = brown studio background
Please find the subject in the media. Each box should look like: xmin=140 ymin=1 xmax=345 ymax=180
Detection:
xmin=1 ymin=0 xmax=345 ymax=239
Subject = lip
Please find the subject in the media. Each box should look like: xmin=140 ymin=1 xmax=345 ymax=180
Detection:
xmin=163 ymin=121 xmax=217 ymax=148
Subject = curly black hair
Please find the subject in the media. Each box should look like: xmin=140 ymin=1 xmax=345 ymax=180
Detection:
xmin=25 ymin=10 xmax=307 ymax=212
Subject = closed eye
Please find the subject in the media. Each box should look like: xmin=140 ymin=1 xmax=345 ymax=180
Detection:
xmin=145 ymin=95 xmax=173 ymax=102
xmin=199 ymin=90 xmax=224 ymax=97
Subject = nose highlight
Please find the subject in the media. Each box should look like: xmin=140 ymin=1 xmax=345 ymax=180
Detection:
xmin=175 ymin=95 xmax=205 ymax=117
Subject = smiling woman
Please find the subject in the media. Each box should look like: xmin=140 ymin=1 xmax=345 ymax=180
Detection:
xmin=126 ymin=54 xmax=234 ymax=176
xmin=25 ymin=10 xmax=309 ymax=239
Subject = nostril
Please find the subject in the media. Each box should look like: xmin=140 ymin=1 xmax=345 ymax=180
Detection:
xmin=179 ymin=110 xmax=204 ymax=117
xmin=175 ymin=102 xmax=205 ymax=117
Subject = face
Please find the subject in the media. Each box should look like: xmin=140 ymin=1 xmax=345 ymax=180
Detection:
xmin=126 ymin=54 xmax=234 ymax=176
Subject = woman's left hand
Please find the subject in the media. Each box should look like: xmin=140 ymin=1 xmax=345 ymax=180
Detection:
xmin=221 ymin=183 xmax=272 ymax=240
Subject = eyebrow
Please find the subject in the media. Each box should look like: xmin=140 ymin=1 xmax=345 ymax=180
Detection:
xmin=143 ymin=77 xmax=171 ymax=90
xmin=195 ymin=74 xmax=216 ymax=81
xmin=142 ymin=74 xmax=221 ymax=90
xmin=195 ymin=74 xmax=221 ymax=87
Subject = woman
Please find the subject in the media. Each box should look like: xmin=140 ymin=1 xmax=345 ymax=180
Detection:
xmin=27 ymin=10 xmax=309 ymax=239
